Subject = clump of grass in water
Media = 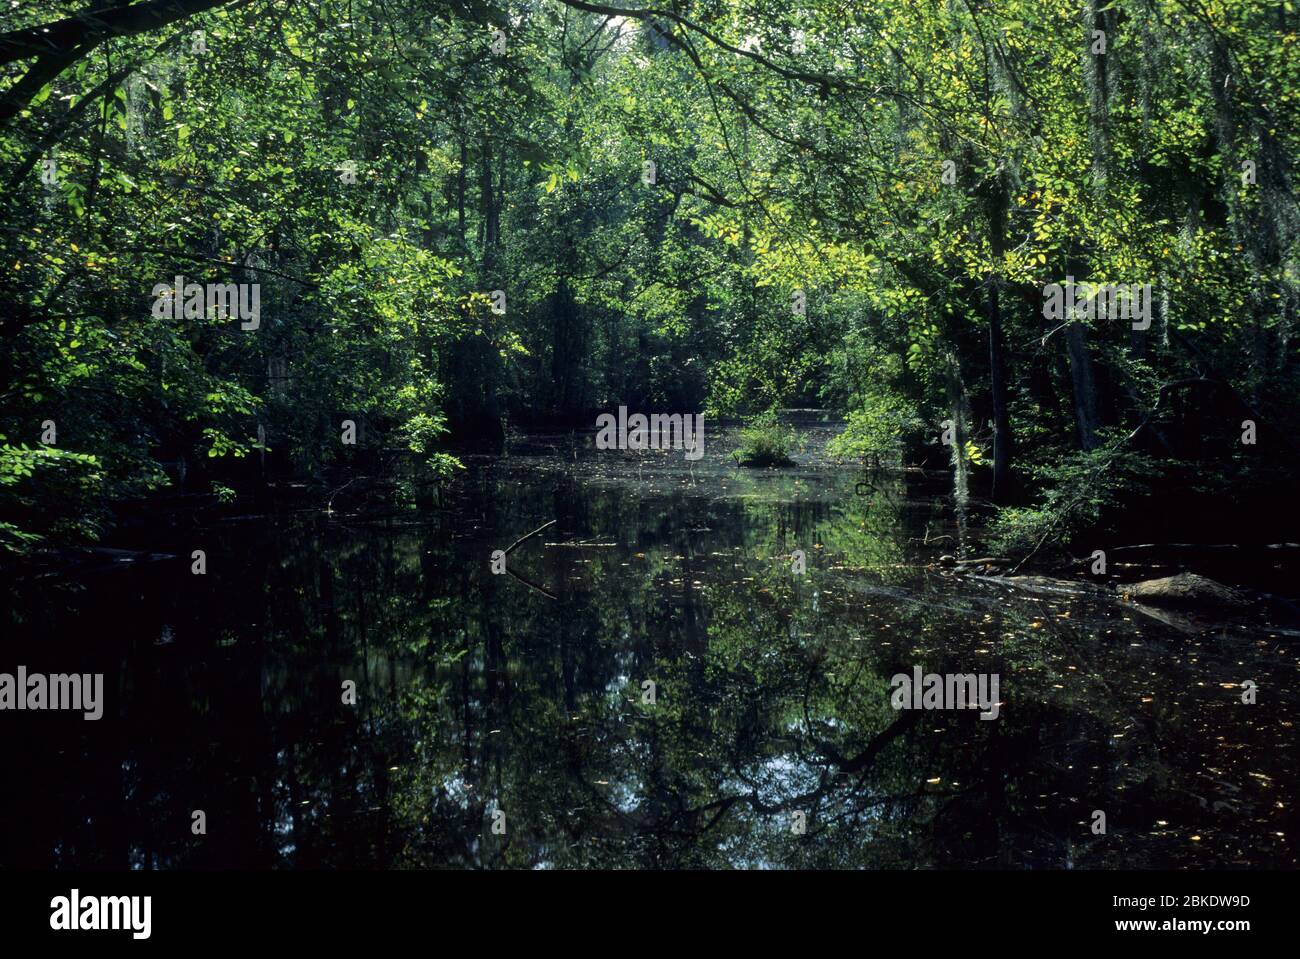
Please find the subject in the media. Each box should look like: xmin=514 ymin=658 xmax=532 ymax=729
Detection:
xmin=732 ymin=411 xmax=801 ymax=467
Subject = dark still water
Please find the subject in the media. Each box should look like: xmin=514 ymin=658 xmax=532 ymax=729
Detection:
xmin=3 ymin=419 xmax=1297 ymax=869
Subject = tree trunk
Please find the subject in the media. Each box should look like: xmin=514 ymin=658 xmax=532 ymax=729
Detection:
xmin=986 ymin=278 xmax=1014 ymax=502
xmin=1063 ymin=320 xmax=1101 ymax=450
xmin=980 ymin=181 xmax=1014 ymax=506
xmin=480 ymin=134 xmax=498 ymax=271
xmin=457 ymin=137 xmax=467 ymax=245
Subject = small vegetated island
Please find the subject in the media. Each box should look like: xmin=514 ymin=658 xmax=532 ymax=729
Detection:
xmin=732 ymin=412 xmax=802 ymax=467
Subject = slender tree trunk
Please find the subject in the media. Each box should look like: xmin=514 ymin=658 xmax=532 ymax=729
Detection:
xmin=457 ymin=137 xmax=467 ymax=245
xmin=943 ymin=349 xmax=971 ymax=507
xmin=986 ymin=282 xmax=1013 ymax=502
xmin=480 ymin=134 xmax=498 ymax=271
xmin=985 ymin=180 xmax=1015 ymax=503
xmin=1063 ymin=320 xmax=1101 ymax=449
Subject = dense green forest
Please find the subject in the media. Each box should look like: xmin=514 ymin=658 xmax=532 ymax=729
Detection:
xmin=3 ymin=0 xmax=1299 ymax=558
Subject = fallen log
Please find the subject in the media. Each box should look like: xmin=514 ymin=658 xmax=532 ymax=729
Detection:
xmin=1121 ymin=572 xmax=1252 ymax=611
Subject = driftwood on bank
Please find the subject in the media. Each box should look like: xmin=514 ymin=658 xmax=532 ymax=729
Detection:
xmin=1120 ymin=572 xmax=1252 ymax=610
xmin=958 ymin=566 xmax=1269 ymax=617
xmin=962 ymin=573 xmax=1104 ymax=598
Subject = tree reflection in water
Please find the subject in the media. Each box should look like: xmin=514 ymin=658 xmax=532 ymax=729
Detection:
xmin=3 ymin=426 xmax=1296 ymax=869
